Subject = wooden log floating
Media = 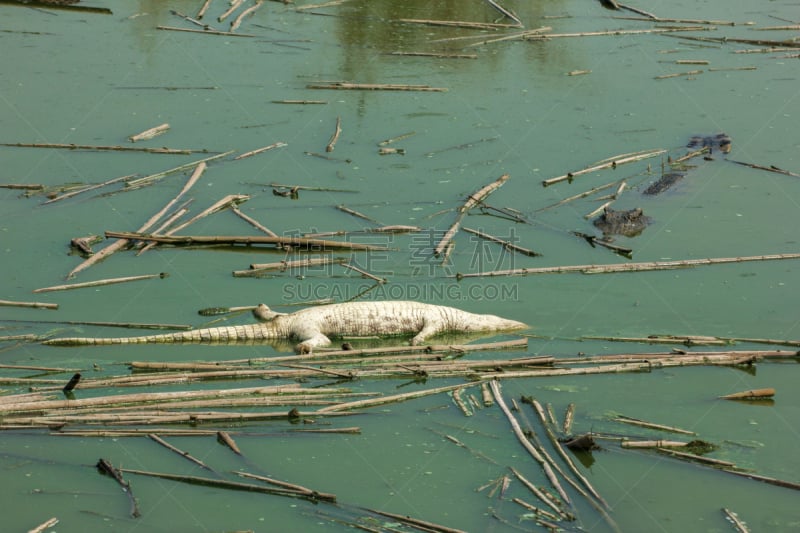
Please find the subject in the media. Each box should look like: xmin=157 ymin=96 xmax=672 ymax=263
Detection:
xmin=719 ymin=388 xmax=775 ymax=400
xmin=0 ymin=299 xmax=58 ymax=310
xmin=128 ymin=123 xmax=170 ymax=142
xmin=306 ymin=82 xmax=448 ymax=92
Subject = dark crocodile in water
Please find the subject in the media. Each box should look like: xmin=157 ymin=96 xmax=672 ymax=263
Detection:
xmin=593 ymin=207 xmax=651 ymax=237
xmin=643 ymin=171 xmax=686 ymax=195
xmin=687 ymin=133 xmax=731 ymax=154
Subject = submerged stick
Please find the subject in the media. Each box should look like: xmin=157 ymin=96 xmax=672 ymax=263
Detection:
xmin=326 ymin=116 xmax=341 ymax=152
xmin=149 ymin=434 xmax=213 ymax=470
xmin=364 ymin=508 xmax=466 ymax=533
xmin=42 ymin=174 xmax=135 ymax=205
xmin=96 ymin=459 xmax=141 ymax=518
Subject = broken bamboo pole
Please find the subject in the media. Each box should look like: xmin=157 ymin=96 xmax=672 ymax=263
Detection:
xmin=719 ymin=388 xmax=775 ymax=400
xmin=0 ymin=299 xmax=58 ymax=310
xmin=105 ymin=231 xmax=391 ymax=251
xmin=462 ymin=227 xmax=540 ymax=256
xmin=542 ymin=149 xmax=665 ymax=187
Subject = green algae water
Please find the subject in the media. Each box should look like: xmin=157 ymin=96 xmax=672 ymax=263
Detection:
xmin=2 ymin=1 xmax=799 ymax=531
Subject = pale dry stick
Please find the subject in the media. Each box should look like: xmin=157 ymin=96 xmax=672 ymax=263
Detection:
xmin=658 ymin=448 xmax=737 ymax=468
xmin=272 ymin=99 xmax=327 ymax=104
xmin=655 ymin=69 xmax=703 ymax=80
xmin=246 ymin=256 xmax=345 ymax=271
xmin=156 ymin=25 xmax=257 ymax=37
xmin=530 ymin=399 xmax=608 ymax=507
xmin=612 ymin=15 xmax=739 ymax=26
xmin=136 ymin=194 xmax=250 ymax=254
xmin=230 ymin=0 xmax=263 ymax=32
xmin=233 ymin=141 xmax=286 ymax=160
xmin=394 ymin=18 xmax=520 ymax=30
xmin=306 ymin=82 xmax=448 ymax=92
xmin=754 ymin=24 xmax=800 ymax=31
xmin=230 ymin=205 xmax=278 ymax=237
xmin=129 ymin=123 xmax=170 ymax=142
xmin=621 ymin=440 xmax=692 ymax=448
xmin=614 ymin=415 xmax=696 ymax=435
xmin=542 ymin=149 xmax=665 ymax=187
xmin=461 ymin=173 xmax=510 ymax=213
xmin=326 ymin=117 xmax=341 ymax=152
xmin=34 ymin=273 xmax=167 ymax=293
xmin=143 ymin=206 xmax=190 ymax=245
xmin=0 ymin=142 xmax=197 ymax=154
xmin=342 ymin=263 xmax=386 ymax=283
xmin=217 ymin=431 xmax=242 ymax=454
xmin=583 ymin=201 xmax=613 ymax=220
xmin=218 ymin=0 xmax=244 ymax=22
xmin=451 ymin=387 xmax=472 ymax=417
xmin=107 ymin=231 xmax=390 ymax=252
xmin=335 ymin=204 xmax=380 ymax=224
xmin=464 ymin=27 xmax=552 ymax=47
xmin=42 ymin=174 xmax=135 ymax=205
xmin=378 ymin=131 xmax=415 ymax=146
xmin=295 ymin=0 xmax=349 ymax=10
xmin=512 ymin=498 xmax=563 ymax=522
xmin=0 ymin=299 xmax=58 ymax=310
xmin=489 ymin=381 xmax=572 ymax=505
xmin=596 ymin=180 xmax=627 ymax=201
xmin=708 ymin=66 xmax=757 ymax=72
xmin=196 ymin=0 xmax=213 ymax=18
xmin=149 ymin=434 xmax=213 ymax=470
xmin=27 ymin=517 xmax=59 ymax=533
xmin=171 ymin=9 xmax=209 ymax=28
xmin=364 ymin=508 xmax=466 ymax=533
xmin=527 ymin=26 xmax=712 ymax=41
xmin=722 ymin=508 xmax=750 ymax=533
xmin=509 ymin=467 xmax=570 ymax=520
xmin=317 ymin=382 xmax=472 ymax=413
xmin=433 ymin=220 xmax=461 ymax=257
xmin=455 ymin=252 xmax=800 ymax=278
xmin=477 ymin=362 xmax=651 ymax=380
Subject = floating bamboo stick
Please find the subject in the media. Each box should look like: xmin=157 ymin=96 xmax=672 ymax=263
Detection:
xmin=33 ymin=272 xmax=167 ymax=293
xmin=509 ymin=467 xmax=570 ymax=520
xmin=378 ymin=131 xmax=415 ymax=146
xmin=614 ymin=414 xmax=695 ymax=435
xmin=196 ymin=0 xmax=213 ymax=18
xmin=527 ymin=26 xmax=712 ymax=41
xmin=722 ymin=469 xmax=800 ymax=492
xmin=149 ymin=434 xmax=213 ymax=470
xmin=245 ymin=256 xmax=345 ymax=272
xmin=512 ymin=498 xmax=562 ymax=522
xmin=655 ymin=69 xmax=703 ymax=79
xmin=365 ymin=508 xmax=466 ymax=533
xmin=394 ymin=18 xmax=520 ymax=30
xmin=581 ymin=334 xmax=728 ymax=346
xmin=657 ymin=448 xmax=736 ymax=468
xmin=128 ymin=123 xmax=170 ymax=142
xmin=722 ymin=508 xmax=750 ymax=533
xmin=0 ymin=142 xmax=204 ymax=154
xmin=27 ymin=517 xmax=58 ymax=533
xmin=231 ymin=205 xmax=278 ymax=237
xmin=455 ymin=252 xmax=800 ymax=278
xmin=233 ymin=141 xmax=287 ymax=160
xmin=155 ymin=25 xmax=256 ymax=37
xmin=325 ymin=116 xmax=341 ymax=152
xmin=324 ymin=204 xmax=374 ymax=222
xmin=460 ymin=174 xmax=510 ymax=213
xmin=170 ymin=9 xmax=211 ymax=29
xmin=235 ymin=471 xmax=337 ymax=503
xmin=0 ymin=183 xmax=44 ymax=190
xmin=388 ymin=51 xmax=477 ymax=59
xmin=218 ymin=0 xmax=244 ymax=22
xmin=317 ymin=382 xmax=470 ymax=413
xmin=105 ymin=231 xmax=391 ymax=252
xmin=272 ymin=99 xmax=328 ymax=104
xmin=125 ymin=151 xmax=231 ymax=190
xmin=306 ymin=82 xmax=448 ymax=92
xmin=621 ymin=440 xmax=692 ymax=448
xmin=217 ymin=431 xmax=242 ymax=454
xmin=342 ymin=263 xmax=386 ymax=283
xmin=0 ymin=299 xmax=57 ymax=310
xmin=563 ymin=403 xmax=575 ymax=435
xmin=462 ymin=227 xmax=540 ymax=256
xmin=42 ymin=173 xmax=136 ymax=205
xmin=613 ymin=15 xmax=740 ymax=26
xmin=230 ymin=0 xmax=263 ymax=31
xmin=485 ymin=0 xmax=523 ymax=26
xmin=433 ymin=220 xmax=460 ymax=257
xmin=542 ymin=149 xmax=665 ymax=187
xmin=268 ymin=183 xmax=358 ymax=193
xmin=730 ymin=159 xmax=800 ymax=178
xmin=719 ymin=388 xmax=775 ymax=400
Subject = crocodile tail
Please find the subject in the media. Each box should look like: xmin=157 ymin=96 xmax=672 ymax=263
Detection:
xmin=42 ymin=324 xmax=274 ymax=346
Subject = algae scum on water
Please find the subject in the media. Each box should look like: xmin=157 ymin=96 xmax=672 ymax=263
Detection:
xmin=1 ymin=1 xmax=799 ymax=532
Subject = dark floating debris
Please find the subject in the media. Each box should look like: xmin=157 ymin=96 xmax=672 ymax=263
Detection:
xmin=592 ymin=207 xmax=651 ymax=237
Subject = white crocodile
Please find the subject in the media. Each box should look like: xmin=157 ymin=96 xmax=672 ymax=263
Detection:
xmin=43 ymin=300 xmax=528 ymax=353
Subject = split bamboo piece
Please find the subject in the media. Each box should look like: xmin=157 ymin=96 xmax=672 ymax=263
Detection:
xmin=542 ymin=149 xmax=665 ymax=187
xmin=34 ymin=272 xmax=167 ymax=293
xmin=128 ymin=123 xmax=170 ymax=142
